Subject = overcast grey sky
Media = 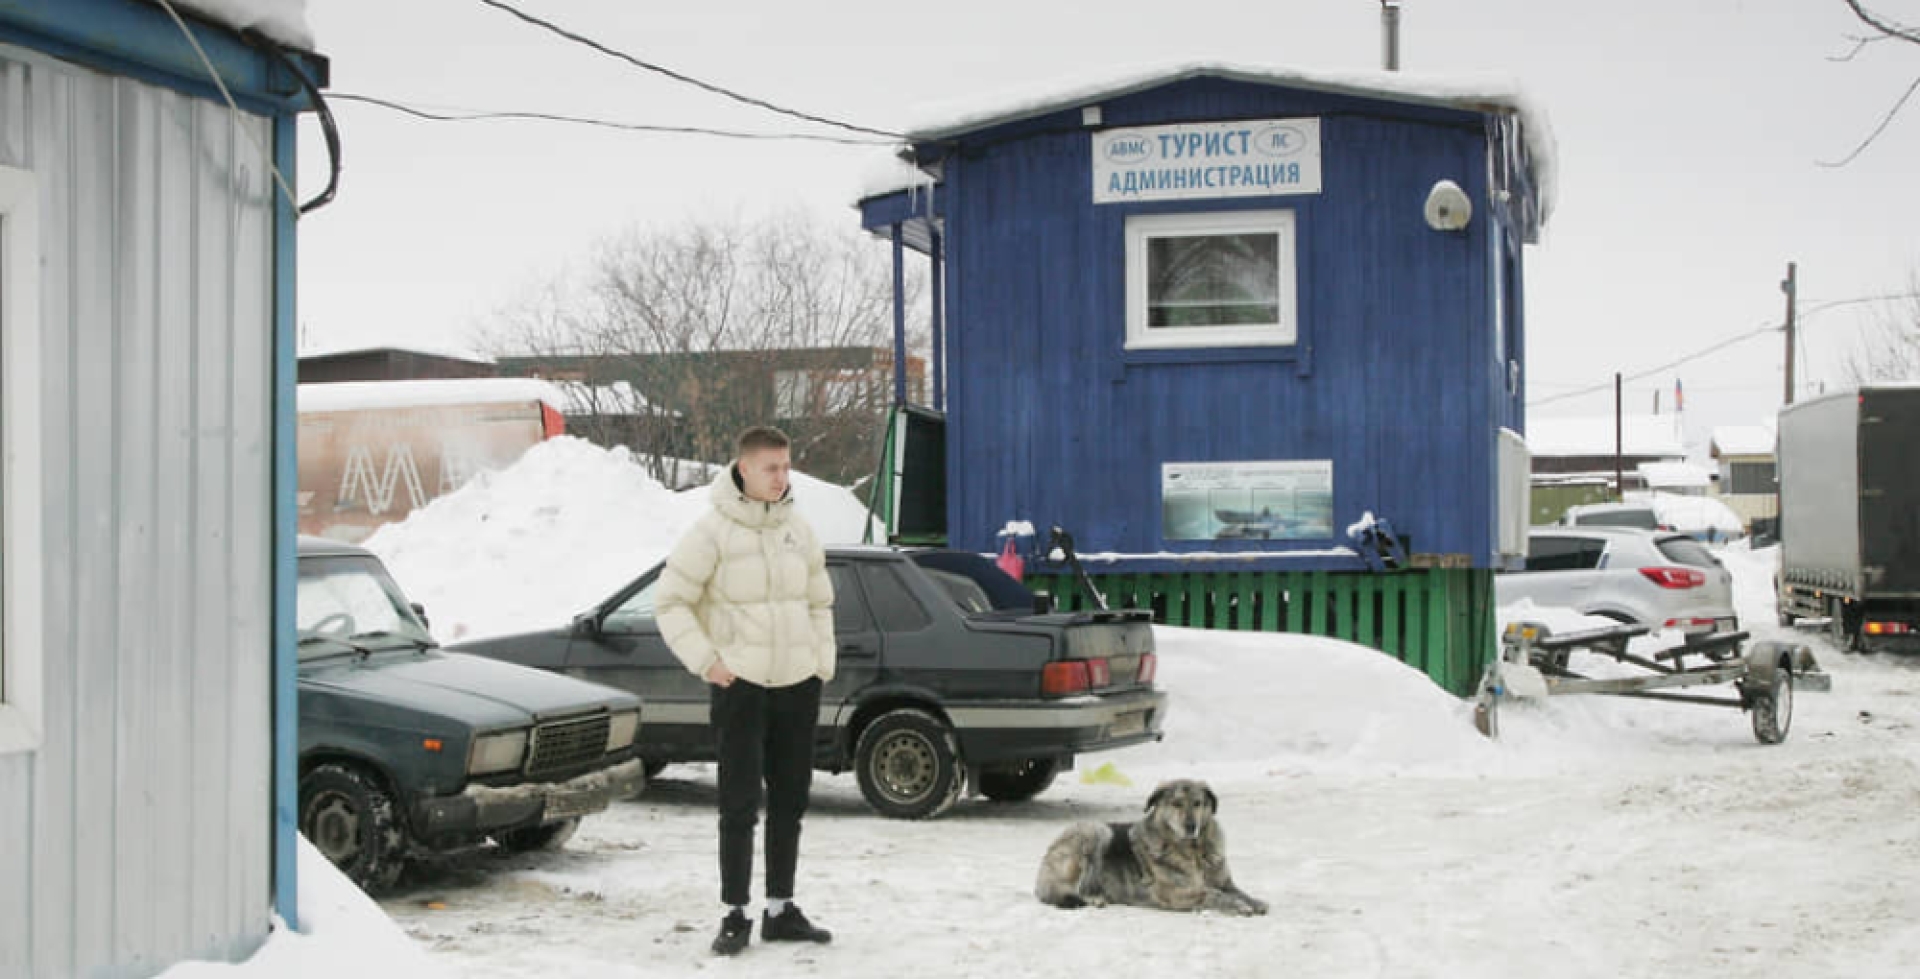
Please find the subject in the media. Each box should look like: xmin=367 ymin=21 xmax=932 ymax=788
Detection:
xmin=294 ymin=0 xmax=1920 ymax=454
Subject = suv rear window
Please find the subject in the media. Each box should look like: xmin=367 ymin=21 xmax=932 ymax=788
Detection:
xmin=1525 ymin=536 xmax=1608 ymax=572
xmin=1573 ymin=508 xmax=1659 ymax=530
xmin=1656 ymin=536 xmax=1718 ymax=568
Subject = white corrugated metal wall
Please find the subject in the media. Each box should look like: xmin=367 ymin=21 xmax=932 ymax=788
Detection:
xmin=0 ymin=40 xmax=274 ymax=979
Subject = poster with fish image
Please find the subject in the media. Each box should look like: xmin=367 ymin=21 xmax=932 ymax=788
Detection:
xmin=1161 ymin=460 xmax=1333 ymax=541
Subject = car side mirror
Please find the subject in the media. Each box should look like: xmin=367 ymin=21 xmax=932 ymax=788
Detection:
xmin=572 ymin=611 xmax=601 ymax=639
xmin=410 ymin=602 xmax=430 ymax=629
xmin=1032 ymin=592 xmax=1054 ymax=614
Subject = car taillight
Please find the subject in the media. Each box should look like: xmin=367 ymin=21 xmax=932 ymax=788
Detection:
xmin=1640 ymin=566 xmax=1706 ymax=589
xmin=1865 ymin=621 xmax=1913 ymax=636
xmin=1041 ymin=661 xmax=1091 ymax=696
xmin=1086 ymin=658 xmax=1112 ymax=687
xmin=1136 ymin=652 xmax=1158 ymax=685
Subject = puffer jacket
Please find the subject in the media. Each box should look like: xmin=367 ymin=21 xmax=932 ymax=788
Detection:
xmin=655 ymin=465 xmax=835 ymax=687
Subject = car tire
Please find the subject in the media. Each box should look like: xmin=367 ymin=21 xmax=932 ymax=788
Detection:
xmin=493 ymin=818 xmax=579 ymax=854
xmin=301 ymin=762 xmax=407 ymax=892
xmin=642 ymin=758 xmax=669 ymax=781
xmin=1748 ymin=659 xmax=1794 ymax=745
xmin=854 ymin=708 xmax=963 ymax=820
xmin=978 ymin=757 xmax=1059 ymax=802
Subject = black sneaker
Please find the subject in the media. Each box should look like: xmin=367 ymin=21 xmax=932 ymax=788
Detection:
xmin=761 ymin=904 xmax=832 ymax=944
xmin=712 ymin=910 xmax=752 ymax=956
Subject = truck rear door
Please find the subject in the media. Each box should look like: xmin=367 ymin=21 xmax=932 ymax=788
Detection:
xmin=1860 ymin=389 xmax=1920 ymax=597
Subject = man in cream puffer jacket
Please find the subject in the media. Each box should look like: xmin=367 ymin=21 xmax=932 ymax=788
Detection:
xmin=655 ymin=426 xmax=836 ymax=956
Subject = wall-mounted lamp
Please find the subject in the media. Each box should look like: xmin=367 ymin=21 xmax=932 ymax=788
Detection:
xmin=1424 ymin=179 xmax=1472 ymax=232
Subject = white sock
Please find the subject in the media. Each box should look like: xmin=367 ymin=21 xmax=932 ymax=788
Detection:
xmin=766 ymin=898 xmax=790 ymax=916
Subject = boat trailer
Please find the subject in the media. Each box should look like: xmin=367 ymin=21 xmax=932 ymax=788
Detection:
xmin=1474 ymin=622 xmax=1831 ymax=744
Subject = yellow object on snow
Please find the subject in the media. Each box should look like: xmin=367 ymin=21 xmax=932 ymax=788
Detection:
xmin=1079 ymin=761 xmax=1132 ymax=787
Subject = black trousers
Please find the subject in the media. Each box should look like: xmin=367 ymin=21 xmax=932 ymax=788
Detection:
xmin=710 ymin=676 xmax=821 ymax=908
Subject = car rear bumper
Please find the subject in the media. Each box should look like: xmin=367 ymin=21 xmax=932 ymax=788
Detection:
xmin=949 ymin=689 xmax=1168 ymax=765
xmin=414 ymin=758 xmax=645 ymax=839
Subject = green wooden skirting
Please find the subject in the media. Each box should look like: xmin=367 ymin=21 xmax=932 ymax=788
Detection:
xmin=1026 ymin=568 xmax=1495 ymax=698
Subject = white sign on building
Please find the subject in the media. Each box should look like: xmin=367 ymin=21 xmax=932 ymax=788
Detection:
xmin=1093 ymin=118 xmax=1322 ymax=204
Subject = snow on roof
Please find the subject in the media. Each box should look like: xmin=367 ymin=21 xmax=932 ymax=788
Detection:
xmin=1637 ymin=461 xmax=1712 ymax=490
xmin=1524 ymin=415 xmax=1686 ymax=459
xmin=298 ymin=342 xmax=495 ymax=364
xmin=1710 ymin=424 xmax=1776 ymax=458
xmin=855 ymin=154 xmax=937 ymax=204
xmin=172 ymin=0 xmax=315 ymax=50
xmin=297 ymin=378 xmax=566 ymax=414
xmin=902 ymin=60 xmax=1557 ymax=223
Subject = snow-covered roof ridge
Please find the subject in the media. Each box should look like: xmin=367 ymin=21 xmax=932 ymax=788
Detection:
xmin=901 ymin=60 xmax=1556 ymax=222
xmin=298 ymin=378 xmax=568 ymax=414
xmin=171 ymin=0 xmax=315 ymax=51
xmin=1525 ymin=415 xmax=1686 ymax=459
xmin=1710 ymin=424 xmax=1776 ymax=458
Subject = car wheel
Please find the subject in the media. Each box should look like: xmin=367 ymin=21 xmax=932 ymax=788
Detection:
xmin=978 ymin=757 xmax=1059 ymax=802
xmin=301 ymin=762 xmax=406 ymax=891
xmin=854 ymin=708 xmax=963 ymax=820
xmin=493 ymin=818 xmax=579 ymax=854
xmin=1747 ymin=658 xmax=1794 ymax=745
xmin=642 ymin=758 xmax=670 ymax=781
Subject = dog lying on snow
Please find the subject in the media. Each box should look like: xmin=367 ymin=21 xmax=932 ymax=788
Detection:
xmin=1034 ymin=778 xmax=1267 ymax=915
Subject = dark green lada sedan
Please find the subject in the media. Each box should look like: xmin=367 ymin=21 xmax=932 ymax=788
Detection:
xmin=297 ymin=537 xmax=644 ymax=890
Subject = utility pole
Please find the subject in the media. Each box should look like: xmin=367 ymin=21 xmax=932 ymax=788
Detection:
xmin=1380 ymin=1 xmax=1402 ymax=71
xmin=1782 ymin=261 xmax=1798 ymax=405
xmin=1614 ymin=372 xmax=1625 ymax=502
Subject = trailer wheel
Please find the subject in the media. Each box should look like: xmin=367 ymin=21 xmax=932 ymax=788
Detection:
xmin=1828 ymin=599 xmax=1859 ymax=654
xmin=1749 ymin=659 xmax=1794 ymax=745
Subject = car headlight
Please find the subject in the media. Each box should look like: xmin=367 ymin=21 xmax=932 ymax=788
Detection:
xmin=606 ymin=710 xmax=640 ymax=752
xmin=468 ymin=730 xmax=528 ymax=776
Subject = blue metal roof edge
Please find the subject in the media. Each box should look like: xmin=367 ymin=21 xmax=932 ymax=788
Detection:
xmin=0 ymin=0 xmax=327 ymax=115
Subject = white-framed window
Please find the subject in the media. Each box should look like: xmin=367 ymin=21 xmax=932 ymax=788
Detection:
xmin=774 ymin=369 xmax=810 ymax=419
xmin=1125 ymin=209 xmax=1298 ymax=350
xmin=0 ymin=164 xmax=44 ymax=756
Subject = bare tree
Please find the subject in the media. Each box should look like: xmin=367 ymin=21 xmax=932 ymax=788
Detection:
xmin=1825 ymin=1 xmax=1920 ymax=166
xmin=1842 ymin=272 xmax=1920 ymax=384
xmin=479 ymin=212 xmax=929 ymax=487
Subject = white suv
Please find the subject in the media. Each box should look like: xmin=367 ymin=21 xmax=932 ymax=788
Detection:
xmin=1497 ymin=527 xmax=1736 ymax=634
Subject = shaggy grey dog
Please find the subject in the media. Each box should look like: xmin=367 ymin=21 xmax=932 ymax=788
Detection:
xmin=1034 ymin=779 xmax=1267 ymax=915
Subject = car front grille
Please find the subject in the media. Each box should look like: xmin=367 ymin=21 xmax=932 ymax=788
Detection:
xmin=526 ymin=713 xmax=610 ymax=780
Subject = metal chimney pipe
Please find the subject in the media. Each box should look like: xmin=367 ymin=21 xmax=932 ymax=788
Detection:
xmin=1381 ymin=1 xmax=1402 ymax=71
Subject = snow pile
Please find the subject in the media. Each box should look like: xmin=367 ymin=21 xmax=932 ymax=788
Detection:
xmin=171 ymin=0 xmax=314 ymax=50
xmin=156 ymin=836 xmax=445 ymax=978
xmin=366 ymin=437 xmax=881 ymax=642
xmin=1128 ymin=626 xmax=1496 ymax=777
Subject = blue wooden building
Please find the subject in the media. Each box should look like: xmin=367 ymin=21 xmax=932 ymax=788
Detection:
xmin=859 ymin=64 xmax=1549 ymax=694
xmin=0 ymin=2 xmax=326 ymax=975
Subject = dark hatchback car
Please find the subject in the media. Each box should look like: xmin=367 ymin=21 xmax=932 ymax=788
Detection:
xmin=297 ymin=538 xmax=646 ymax=890
xmin=456 ymin=547 xmax=1167 ymax=819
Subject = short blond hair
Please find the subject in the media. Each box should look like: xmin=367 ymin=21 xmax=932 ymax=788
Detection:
xmin=736 ymin=425 xmax=791 ymax=456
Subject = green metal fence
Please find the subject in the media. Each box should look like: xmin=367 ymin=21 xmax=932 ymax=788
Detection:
xmin=1025 ymin=568 xmax=1495 ymax=698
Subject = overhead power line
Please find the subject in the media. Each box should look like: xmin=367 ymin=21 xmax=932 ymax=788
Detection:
xmin=1526 ymin=322 xmax=1779 ymax=408
xmin=475 ymin=0 xmax=905 ymax=141
xmin=331 ymin=93 xmax=894 ymax=145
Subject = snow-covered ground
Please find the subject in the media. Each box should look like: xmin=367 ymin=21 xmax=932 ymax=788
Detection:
xmin=344 ymin=444 xmax=1918 ymax=979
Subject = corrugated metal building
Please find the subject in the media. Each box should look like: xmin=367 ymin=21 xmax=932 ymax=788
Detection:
xmin=0 ymin=2 xmax=326 ymax=975
xmin=857 ymin=65 xmax=1551 ymax=694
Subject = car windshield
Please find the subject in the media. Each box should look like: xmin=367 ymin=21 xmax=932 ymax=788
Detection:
xmin=297 ymin=555 xmax=433 ymax=659
xmin=1575 ymin=508 xmax=1659 ymax=530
